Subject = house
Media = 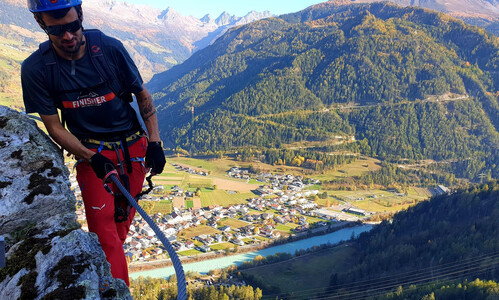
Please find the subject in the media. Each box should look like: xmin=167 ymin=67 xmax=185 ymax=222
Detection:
xmin=275 ymin=216 xmax=287 ymax=224
xmin=213 ymin=234 xmax=224 ymax=243
xmin=271 ymin=203 xmax=282 ymax=210
xmin=262 ymin=213 xmax=274 ymax=220
xmin=163 ymin=227 xmax=177 ymax=236
xmin=219 ymin=226 xmax=231 ymax=232
xmin=198 ymin=245 xmax=211 ymax=252
xmin=434 ymin=185 xmax=450 ymax=195
xmin=140 ymin=226 xmax=155 ymax=237
xmin=345 ymin=207 xmax=366 ymax=216
xmin=231 ymin=239 xmax=245 ymax=246
xmin=129 ymin=240 xmax=141 ymax=249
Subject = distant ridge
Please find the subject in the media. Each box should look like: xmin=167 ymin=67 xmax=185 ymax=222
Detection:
xmin=148 ymin=1 xmax=499 ymax=180
xmin=0 ymin=0 xmax=272 ymax=83
xmin=338 ymin=0 xmax=499 ymax=34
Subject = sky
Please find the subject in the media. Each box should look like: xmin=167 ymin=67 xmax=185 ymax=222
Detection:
xmin=120 ymin=0 xmax=328 ymax=18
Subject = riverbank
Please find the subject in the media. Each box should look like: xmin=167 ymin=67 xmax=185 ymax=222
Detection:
xmin=129 ymin=221 xmax=360 ymax=273
xmin=129 ymin=224 xmax=373 ymax=279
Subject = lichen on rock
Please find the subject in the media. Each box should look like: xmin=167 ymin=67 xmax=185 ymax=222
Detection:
xmin=0 ymin=106 xmax=131 ymax=299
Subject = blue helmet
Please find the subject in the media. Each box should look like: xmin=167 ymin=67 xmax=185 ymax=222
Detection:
xmin=27 ymin=0 xmax=82 ymax=13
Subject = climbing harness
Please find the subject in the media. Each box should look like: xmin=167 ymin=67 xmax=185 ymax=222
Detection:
xmin=77 ymin=131 xmax=146 ymax=222
xmin=108 ymin=174 xmax=187 ymax=300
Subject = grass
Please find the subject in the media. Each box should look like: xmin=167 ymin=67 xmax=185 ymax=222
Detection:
xmin=305 ymin=184 xmax=323 ymax=190
xmin=219 ymin=218 xmax=250 ymax=229
xmin=241 ymin=245 xmax=355 ymax=295
xmin=186 ymin=176 xmax=213 ymax=189
xmin=168 ymin=157 xmax=232 ymax=177
xmin=313 ymin=157 xmax=382 ymax=182
xmin=302 ymin=215 xmax=324 ymax=224
xmin=178 ymin=249 xmax=202 ymax=256
xmin=275 ymin=224 xmax=299 ymax=233
xmin=327 ymin=187 xmax=429 ymax=213
xmin=210 ymin=243 xmax=233 ymax=251
xmin=200 ymin=190 xmax=252 ymax=207
xmin=178 ymin=225 xmax=221 ymax=240
xmin=254 ymin=236 xmax=270 ymax=242
xmin=142 ymin=200 xmax=173 ymax=215
xmin=185 ymin=200 xmax=194 ymax=209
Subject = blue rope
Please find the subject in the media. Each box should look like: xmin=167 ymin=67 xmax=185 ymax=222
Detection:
xmin=109 ymin=175 xmax=187 ymax=300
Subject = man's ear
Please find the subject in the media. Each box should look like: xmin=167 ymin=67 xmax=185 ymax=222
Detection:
xmin=33 ymin=14 xmax=47 ymax=31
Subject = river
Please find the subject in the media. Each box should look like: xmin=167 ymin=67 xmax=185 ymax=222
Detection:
xmin=129 ymin=224 xmax=372 ymax=279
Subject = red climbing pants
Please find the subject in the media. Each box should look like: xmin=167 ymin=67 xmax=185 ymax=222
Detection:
xmin=76 ymin=136 xmax=147 ymax=286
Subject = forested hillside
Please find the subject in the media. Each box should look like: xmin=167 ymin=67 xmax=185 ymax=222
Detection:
xmin=322 ymin=180 xmax=499 ymax=298
xmin=150 ymin=2 xmax=499 ymax=180
xmin=232 ymin=181 xmax=499 ymax=299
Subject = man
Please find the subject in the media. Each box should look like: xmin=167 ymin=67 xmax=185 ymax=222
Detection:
xmin=21 ymin=0 xmax=166 ymax=286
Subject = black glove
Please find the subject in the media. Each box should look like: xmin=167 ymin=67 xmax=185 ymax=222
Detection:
xmin=145 ymin=141 xmax=166 ymax=175
xmin=90 ymin=153 xmax=117 ymax=180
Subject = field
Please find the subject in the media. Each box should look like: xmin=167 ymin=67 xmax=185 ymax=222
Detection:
xmin=212 ymin=177 xmax=260 ymax=193
xmin=275 ymin=223 xmax=299 ymax=233
xmin=177 ymin=249 xmax=201 ymax=256
xmin=219 ymin=218 xmax=250 ymax=229
xmin=312 ymin=157 xmax=382 ymax=182
xmin=210 ymin=242 xmax=233 ymax=251
xmin=187 ymin=176 xmax=213 ymax=188
xmin=241 ymin=245 xmax=355 ymax=295
xmin=200 ymin=190 xmax=254 ymax=207
xmin=147 ymin=156 xmax=433 ymax=218
xmin=147 ymin=200 xmax=173 ymax=215
xmin=172 ymin=197 xmax=185 ymax=208
xmin=178 ymin=225 xmax=221 ymax=240
xmin=329 ymin=187 xmax=430 ymax=212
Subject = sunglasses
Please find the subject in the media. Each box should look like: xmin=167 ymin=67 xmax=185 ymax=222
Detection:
xmin=45 ymin=19 xmax=82 ymax=36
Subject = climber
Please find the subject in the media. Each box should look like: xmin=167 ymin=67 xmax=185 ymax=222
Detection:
xmin=21 ymin=0 xmax=166 ymax=286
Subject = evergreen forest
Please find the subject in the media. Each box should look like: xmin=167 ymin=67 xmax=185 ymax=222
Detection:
xmin=149 ymin=2 xmax=499 ymax=182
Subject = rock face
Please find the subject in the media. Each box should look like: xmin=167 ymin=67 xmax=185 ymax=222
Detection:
xmin=0 ymin=106 xmax=131 ymax=299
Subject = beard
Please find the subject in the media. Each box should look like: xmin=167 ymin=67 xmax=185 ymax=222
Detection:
xmin=51 ymin=33 xmax=83 ymax=56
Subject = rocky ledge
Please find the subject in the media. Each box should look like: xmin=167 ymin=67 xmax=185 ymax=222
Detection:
xmin=0 ymin=106 xmax=131 ymax=299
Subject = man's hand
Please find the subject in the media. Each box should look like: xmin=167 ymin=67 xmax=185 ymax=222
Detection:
xmin=90 ymin=153 xmax=117 ymax=180
xmin=145 ymin=141 xmax=166 ymax=175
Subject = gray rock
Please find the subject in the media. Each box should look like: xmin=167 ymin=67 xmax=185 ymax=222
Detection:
xmin=0 ymin=106 xmax=131 ymax=299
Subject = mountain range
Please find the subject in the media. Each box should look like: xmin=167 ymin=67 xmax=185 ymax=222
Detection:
xmin=350 ymin=0 xmax=499 ymax=34
xmin=149 ymin=1 xmax=499 ymax=181
xmin=0 ymin=0 xmax=271 ymax=109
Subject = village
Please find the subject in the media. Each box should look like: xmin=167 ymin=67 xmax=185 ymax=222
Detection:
xmin=69 ymin=163 xmax=372 ymax=265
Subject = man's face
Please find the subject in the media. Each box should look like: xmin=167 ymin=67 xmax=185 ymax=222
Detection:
xmin=42 ymin=7 xmax=84 ymax=57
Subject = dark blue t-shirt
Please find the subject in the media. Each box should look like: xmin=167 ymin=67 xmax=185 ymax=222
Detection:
xmin=21 ymin=31 xmax=143 ymax=140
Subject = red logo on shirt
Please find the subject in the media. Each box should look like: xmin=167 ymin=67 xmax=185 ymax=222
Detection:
xmin=50 ymin=0 xmax=58 ymax=3
xmin=63 ymin=92 xmax=115 ymax=109
xmin=91 ymin=45 xmax=100 ymax=53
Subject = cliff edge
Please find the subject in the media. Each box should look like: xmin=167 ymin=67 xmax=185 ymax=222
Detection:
xmin=0 ymin=106 xmax=131 ymax=299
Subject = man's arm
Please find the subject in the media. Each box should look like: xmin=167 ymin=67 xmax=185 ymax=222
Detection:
xmin=135 ymin=86 xmax=161 ymax=142
xmin=40 ymin=114 xmax=95 ymax=160
xmin=135 ymin=85 xmax=166 ymax=175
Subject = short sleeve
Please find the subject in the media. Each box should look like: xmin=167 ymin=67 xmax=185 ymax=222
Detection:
xmin=104 ymin=37 xmax=144 ymax=95
xmin=21 ymin=52 xmax=58 ymax=115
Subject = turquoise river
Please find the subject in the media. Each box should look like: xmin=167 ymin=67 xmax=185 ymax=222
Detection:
xmin=130 ymin=224 xmax=373 ymax=279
